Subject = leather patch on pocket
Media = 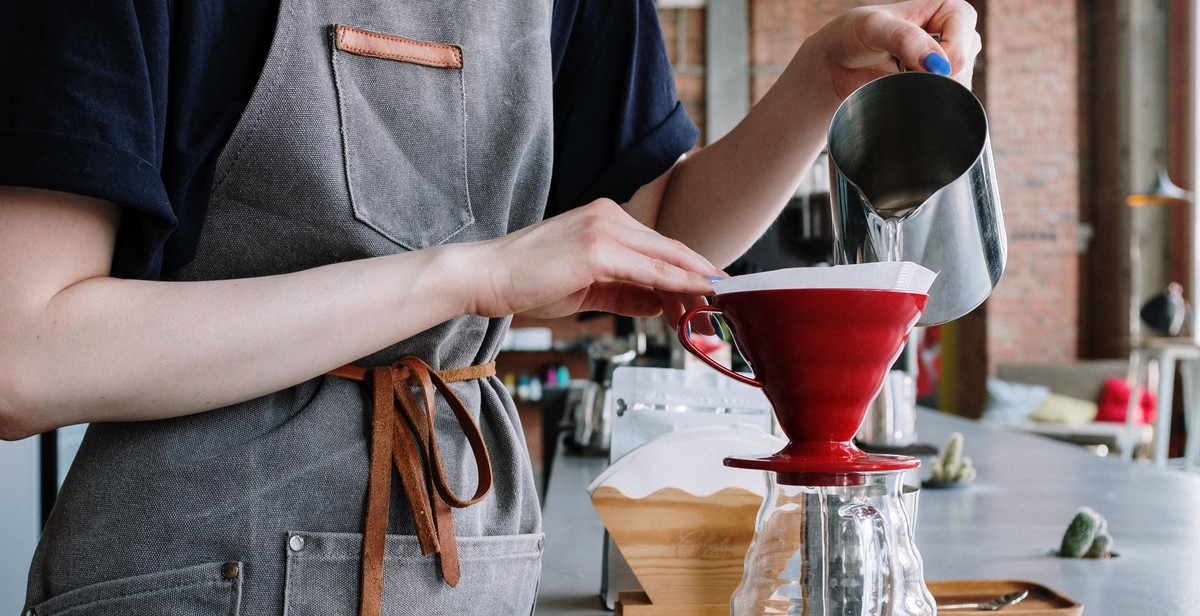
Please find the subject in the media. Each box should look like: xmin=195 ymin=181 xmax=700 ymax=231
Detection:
xmin=334 ymin=24 xmax=463 ymax=69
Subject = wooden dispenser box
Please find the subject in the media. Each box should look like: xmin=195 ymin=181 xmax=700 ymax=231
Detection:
xmin=591 ymin=484 xmax=762 ymax=615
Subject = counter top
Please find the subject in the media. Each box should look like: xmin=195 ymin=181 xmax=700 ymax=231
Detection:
xmin=536 ymin=409 xmax=1200 ymax=615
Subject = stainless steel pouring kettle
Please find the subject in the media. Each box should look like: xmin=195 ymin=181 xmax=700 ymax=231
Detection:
xmin=828 ymin=72 xmax=1006 ymax=326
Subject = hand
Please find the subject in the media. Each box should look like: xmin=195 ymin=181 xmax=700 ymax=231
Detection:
xmin=463 ymin=199 xmax=721 ymax=327
xmin=800 ymin=0 xmax=981 ymax=105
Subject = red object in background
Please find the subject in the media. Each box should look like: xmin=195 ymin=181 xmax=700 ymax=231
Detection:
xmin=916 ymin=326 xmax=941 ymax=399
xmin=1096 ymin=377 xmax=1157 ymax=424
xmin=689 ymin=332 xmax=726 ymax=355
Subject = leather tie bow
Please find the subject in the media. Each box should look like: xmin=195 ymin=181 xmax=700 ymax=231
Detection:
xmin=328 ymin=356 xmax=494 ymax=616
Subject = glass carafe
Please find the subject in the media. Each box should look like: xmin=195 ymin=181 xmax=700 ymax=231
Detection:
xmin=731 ymin=470 xmax=934 ymax=616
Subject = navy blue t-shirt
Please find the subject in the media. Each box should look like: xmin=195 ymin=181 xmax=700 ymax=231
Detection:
xmin=0 ymin=0 xmax=697 ymax=280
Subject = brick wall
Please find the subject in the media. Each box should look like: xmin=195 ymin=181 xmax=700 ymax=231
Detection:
xmin=982 ymin=0 xmax=1081 ymax=365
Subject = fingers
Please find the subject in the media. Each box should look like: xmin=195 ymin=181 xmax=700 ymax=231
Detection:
xmin=660 ymin=290 xmax=716 ymax=336
xmin=853 ymin=9 xmax=946 ymax=75
xmin=478 ymin=199 xmax=719 ymax=319
xmin=854 ymin=0 xmax=979 ymax=82
xmin=576 ymin=200 xmax=719 ymax=295
xmin=580 ymin=287 xmax=715 ymax=336
xmin=576 ymin=282 xmax=672 ymax=318
xmin=918 ymin=0 xmax=981 ymax=84
xmin=888 ymin=0 xmax=979 ymax=81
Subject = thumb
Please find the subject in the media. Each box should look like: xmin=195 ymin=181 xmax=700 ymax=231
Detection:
xmin=860 ymin=11 xmax=950 ymax=75
xmin=878 ymin=0 xmax=981 ymax=82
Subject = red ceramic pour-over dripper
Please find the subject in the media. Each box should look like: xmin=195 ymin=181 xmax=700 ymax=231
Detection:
xmin=678 ymin=288 xmax=927 ymax=485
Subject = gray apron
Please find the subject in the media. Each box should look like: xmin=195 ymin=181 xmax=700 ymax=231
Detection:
xmin=23 ymin=0 xmax=553 ymax=614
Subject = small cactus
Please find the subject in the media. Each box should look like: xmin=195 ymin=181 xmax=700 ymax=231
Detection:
xmin=1059 ymin=507 xmax=1113 ymax=558
xmin=928 ymin=432 xmax=976 ymax=483
xmin=1084 ymin=532 xmax=1113 ymax=559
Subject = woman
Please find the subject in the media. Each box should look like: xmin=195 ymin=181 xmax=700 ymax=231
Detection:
xmin=0 ymin=0 xmax=979 ymax=614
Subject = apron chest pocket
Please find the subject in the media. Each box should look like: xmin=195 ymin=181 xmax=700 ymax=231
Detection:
xmin=25 ymin=561 xmax=242 ymax=616
xmin=330 ymin=24 xmax=474 ymax=250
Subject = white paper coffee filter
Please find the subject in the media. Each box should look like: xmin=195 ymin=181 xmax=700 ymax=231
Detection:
xmin=586 ymin=425 xmax=786 ymax=499
xmin=713 ymin=262 xmax=936 ymax=295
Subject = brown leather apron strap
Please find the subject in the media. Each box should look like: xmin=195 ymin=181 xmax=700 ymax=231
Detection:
xmin=328 ymin=357 xmax=495 ymax=616
xmin=328 ymin=361 xmax=495 ymax=383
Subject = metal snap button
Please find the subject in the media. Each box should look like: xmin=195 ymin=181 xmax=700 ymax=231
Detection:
xmin=289 ymin=534 xmax=306 ymax=552
xmin=220 ymin=561 xmax=240 ymax=579
xmin=22 ymin=608 xmax=36 ymax=616
xmin=537 ymin=535 xmax=545 ymax=551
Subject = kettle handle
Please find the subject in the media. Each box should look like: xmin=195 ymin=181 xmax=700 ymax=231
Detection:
xmin=677 ymin=305 xmax=763 ymax=388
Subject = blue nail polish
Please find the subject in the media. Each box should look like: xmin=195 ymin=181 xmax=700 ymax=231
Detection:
xmin=922 ymin=52 xmax=951 ymax=76
xmin=707 ymin=275 xmax=726 ymax=283
xmin=709 ymin=314 xmax=726 ymax=340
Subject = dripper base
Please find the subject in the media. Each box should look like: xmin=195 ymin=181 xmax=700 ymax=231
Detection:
xmin=725 ymin=441 xmax=919 ymax=486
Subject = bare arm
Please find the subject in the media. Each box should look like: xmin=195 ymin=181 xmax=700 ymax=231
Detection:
xmin=626 ymin=0 xmax=981 ymax=267
xmin=0 ymin=188 xmax=718 ymax=439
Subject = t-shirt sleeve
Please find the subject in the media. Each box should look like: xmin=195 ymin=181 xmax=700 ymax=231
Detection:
xmin=546 ymin=0 xmax=699 ymax=218
xmin=0 ymin=2 xmax=176 ymax=279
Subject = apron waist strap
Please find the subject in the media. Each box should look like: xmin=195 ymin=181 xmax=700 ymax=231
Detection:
xmin=328 ymin=357 xmax=496 ymax=616
xmin=327 ymin=361 xmax=496 ymax=383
